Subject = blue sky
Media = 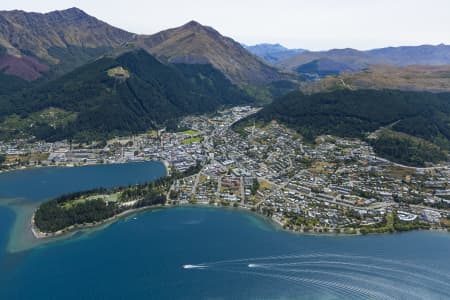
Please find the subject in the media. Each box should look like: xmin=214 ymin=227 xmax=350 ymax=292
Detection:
xmin=1 ymin=0 xmax=449 ymax=50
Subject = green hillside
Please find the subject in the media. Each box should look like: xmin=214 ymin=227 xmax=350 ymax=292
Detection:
xmin=0 ymin=49 xmax=254 ymax=142
xmin=235 ymin=89 xmax=450 ymax=166
xmin=372 ymin=130 xmax=447 ymax=167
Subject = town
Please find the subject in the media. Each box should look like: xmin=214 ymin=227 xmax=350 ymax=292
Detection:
xmin=1 ymin=106 xmax=450 ymax=234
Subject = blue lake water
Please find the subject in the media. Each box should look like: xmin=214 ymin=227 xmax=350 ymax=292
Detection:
xmin=1 ymin=163 xmax=450 ymax=299
xmin=0 ymin=162 xmax=167 ymax=252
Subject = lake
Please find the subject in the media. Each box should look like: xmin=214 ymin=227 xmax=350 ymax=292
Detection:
xmin=1 ymin=163 xmax=450 ymax=299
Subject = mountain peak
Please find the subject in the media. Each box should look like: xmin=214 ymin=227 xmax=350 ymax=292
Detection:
xmin=179 ymin=20 xmax=217 ymax=35
xmin=183 ymin=20 xmax=203 ymax=28
xmin=46 ymin=7 xmax=88 ymax=17
xmin=63 ymin=7 xmax=86 ymax=14
xmin=133 ymin=21 xmax=285 ymax=84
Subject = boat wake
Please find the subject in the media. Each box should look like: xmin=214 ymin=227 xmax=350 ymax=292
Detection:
xmin=186 ymin=252 xmax=450 ymax=299
xmin=182 ymin=264 xmax=208 ymax=269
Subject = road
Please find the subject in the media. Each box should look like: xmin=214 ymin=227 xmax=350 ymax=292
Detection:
xmin=240 ymin=176 xmax=245 ymax=204
xmin=216 ymin=176 xmax=222 ymax=202
xmin=191 ymin=172 xmax=201 ymax=195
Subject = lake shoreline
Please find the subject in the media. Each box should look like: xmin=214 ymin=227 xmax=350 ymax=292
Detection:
xmin=30 ymin=202 xmax=450 ymax=242
xmin=0 ymin=158 xmax=168 ymax=176
xmin=30 ymin=204 xmax=167 ymax=240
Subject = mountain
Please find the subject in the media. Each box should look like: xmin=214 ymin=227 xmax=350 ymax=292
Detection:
xmin=0 ymin=9 xmax=291 ymax=87
xmin=300 ymin=64 xmax=450 ymax=94
xmin=130 ymin=21 xmax=286 ymax=85
xmin=0 ymin=7 xmax=134 ymax=80
xmin=0 ymin=49 xmax=254 ymax=142
xmin=367 ymin=44 xmax=450 ymax=65
xmin=278 ymin=44 xmax=450 ymax=77
xmin=295 ymin=58 xmax=358 ymax=77
xmin=234 ymin=89 xmax=450 ymax=166
xmin=278 ymin=48 xmax=370 ymax=71
xmin=245 ymin=43 xmax=305 ymax=64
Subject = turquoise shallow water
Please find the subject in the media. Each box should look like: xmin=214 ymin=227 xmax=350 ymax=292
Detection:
xmin=0 ymin=162 xmax=167 ymax=252
xmin=1 ymin=163 xmax=450 ymax=299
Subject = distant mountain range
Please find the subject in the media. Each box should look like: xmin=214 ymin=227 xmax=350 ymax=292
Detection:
xmin=278 ymin=45 xmax=450 ymax=77
xmin=2 ymin=7 xmax=450 ymax=85
xmin=2 ymin=7 xmax=450 ymax=86
xmin=244 ymin=43 xmax=305 ymax=64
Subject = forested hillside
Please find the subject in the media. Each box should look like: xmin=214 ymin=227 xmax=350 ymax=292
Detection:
xmin=0 ymin=49 xmax=254 ymax=142
xmin=235 ymin=89 xmax=450 ymax=166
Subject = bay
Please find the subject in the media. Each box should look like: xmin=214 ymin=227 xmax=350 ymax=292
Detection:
xmin=0 ymin=162 xmax=167 ymax=252
xmin=0 ymin=163 xmax=450 ymax=299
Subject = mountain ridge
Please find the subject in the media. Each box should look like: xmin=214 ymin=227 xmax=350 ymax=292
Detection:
xmin=0 ymin=9 xmax=289 ymax=86
xmin=0 ymin=7 xmax=134 ymax=80
xmin=278 ymin=44 xmax=450 ymax=76
xmin=130 ymin=21 xmax=287 ymax=84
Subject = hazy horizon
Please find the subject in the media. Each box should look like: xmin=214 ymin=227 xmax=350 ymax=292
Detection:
xmin=1 ymin=0 xmax=449 ymax=51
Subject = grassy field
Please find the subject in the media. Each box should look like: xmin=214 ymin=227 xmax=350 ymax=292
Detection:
xmin=147 ymin=130 xmax=158 ymax=138
xmin=62 ymin=192 xmax=120 ymax=209
xmin=181 ymin=129 xmax=199 ymax=136
xmin=183 ymin=137 xmax=203 ymax=144
xmin=107 ymin=66 xmax=130 ymax=79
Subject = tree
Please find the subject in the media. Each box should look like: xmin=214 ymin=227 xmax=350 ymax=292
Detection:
xmin=251 ymin=178 xmax=260 ymax=195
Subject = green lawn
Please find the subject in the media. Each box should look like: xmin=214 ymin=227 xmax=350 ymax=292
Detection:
xmin=181 ymin=129 xmax=199 ymax=136
xmin=183 ymin=136 xmax=203 ymax=144
xmin=62 ymin=192 xmax=120 ymax=209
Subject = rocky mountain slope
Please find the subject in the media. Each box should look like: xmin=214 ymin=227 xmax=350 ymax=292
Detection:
xmin=131 ymin=21 xmax=286 ymax=85
xmin=0 ymin=7 xmax=134 ymax=80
